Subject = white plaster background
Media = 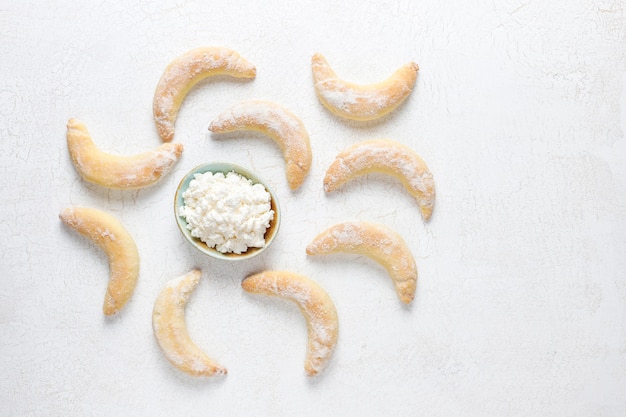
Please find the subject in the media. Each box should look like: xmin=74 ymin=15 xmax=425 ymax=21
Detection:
xmin=1 ymin=0 xmax=625 ymax=416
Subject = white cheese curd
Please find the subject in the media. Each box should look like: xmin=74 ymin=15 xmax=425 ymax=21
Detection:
xmin=179 ymin=171 xmax=274 ymax=254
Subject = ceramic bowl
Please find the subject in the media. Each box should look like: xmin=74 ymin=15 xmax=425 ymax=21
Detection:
xmin=174 ymin=162 xmax=280 ymax=260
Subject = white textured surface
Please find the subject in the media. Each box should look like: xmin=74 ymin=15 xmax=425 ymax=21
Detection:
xmin=1 ymin=1 xmax=625 ymax=416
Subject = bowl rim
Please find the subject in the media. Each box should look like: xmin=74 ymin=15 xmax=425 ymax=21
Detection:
xmin=174 ymin=162 xmax=281 ymax=261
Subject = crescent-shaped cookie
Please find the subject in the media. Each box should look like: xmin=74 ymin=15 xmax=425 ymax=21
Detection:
xmin=208 ymin=100 xmax=312 ymax=190
xmin=324 ymin=139 xmax=435 ymax=221
xmin=152 ymin=269 xmax=227 ymax=377
xmin=311 ymin=53 xmax=418 ymax=121
xmin=306 ymin=221 xmax=417 ymax=304
xmin=66 ymin=119 xmax=183 ymax=189
xmin=241 ymin=270 xmax=338 ymax=376
xmin=59 ymin=206 xmax=139 ymax=316
xmin=153 ymin=46 xmax=257 ymax=142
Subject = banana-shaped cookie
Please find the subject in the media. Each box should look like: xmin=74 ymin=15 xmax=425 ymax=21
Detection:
xmin=209 ymin=100 xmax=312 ymax=190
xmin=153 ymin=46 xmax=256 ymax=142
xmin=59 ymin=206 xmax=139 ymax=316
xmin=242 ymin=270 xmax=338 ymax=376
xmin=306 ymin=222 xmax=417 ymax=304
xmin=311 ymin=53 xmax=418 ymax=121
xmin=324 ymin=139 xmax=435 ymax=221
xmin=66 ymin=119 xmax=183 ymax=189
xmin=152 ymin=269 xmax=227 ymax=377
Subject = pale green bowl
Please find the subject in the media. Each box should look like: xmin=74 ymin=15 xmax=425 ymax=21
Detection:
xmin=174 ymin=162 xmax=281 ymax=260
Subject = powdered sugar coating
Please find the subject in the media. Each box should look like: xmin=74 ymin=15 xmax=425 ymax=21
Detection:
xmin=323 ymin=139 xmax=435 ymax=221
xmin=242 ymin=270 xmax=339 ymax=376
xmin=66 ymin=119 xmax=183 ymax=189
xmin=152 ymin=269 xmax=227 ymax=377
xmin=59 ymin=206 xmax=139 ymax=316
xmin=179 ymin=171 xmax=274 ymax=254
xmin=306 ymin=221 xmax=417 ymax=304
xmin=153 ymin=47 xmax=256 ymax=142
xmin=312 ymin=53 xmax=418 ymax=121
xmin=209 ymin=100 xmax=312 ymax=190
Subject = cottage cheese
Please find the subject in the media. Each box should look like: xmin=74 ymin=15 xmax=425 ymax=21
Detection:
xmin=179 ymin=171 xmax=274 ymax=254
